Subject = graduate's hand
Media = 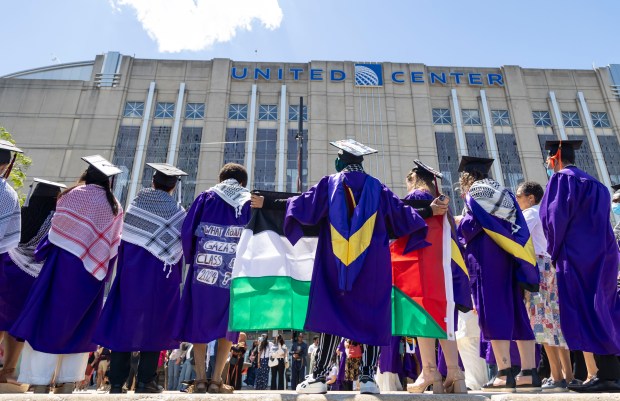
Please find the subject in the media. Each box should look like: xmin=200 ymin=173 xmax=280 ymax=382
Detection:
xmin=430 ymin=196 xmax=449 ymax=216
xmin=454 ymin=215 xmax=463 ymax=225
xmin=251 ymin=194 xmax=265 ymax=208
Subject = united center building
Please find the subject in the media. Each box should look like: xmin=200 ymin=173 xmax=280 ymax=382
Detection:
xmin=2 ymin=51 xmax=620 ymax=211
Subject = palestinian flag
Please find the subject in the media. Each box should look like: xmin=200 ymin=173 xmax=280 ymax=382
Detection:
xmin=391 ymin=214 xmax=456 ymax=340
xmin=229 ymin=192 xmax=318 ymax=332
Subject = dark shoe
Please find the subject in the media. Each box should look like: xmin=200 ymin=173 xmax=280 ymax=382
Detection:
xmin=109 ymin=384 xmax=126 ymax=394
xmin=515 ymin=369 xmax=542 ymax=392
xmin=569 ymin=377 xmax=620 ymax=393
xmin=482 ymin=368 xmax=516 ymax=392
xmin=134 ymin=381 xmax=163 ymax=393
xmin=541 ymin=378 xmax=568 ymax=392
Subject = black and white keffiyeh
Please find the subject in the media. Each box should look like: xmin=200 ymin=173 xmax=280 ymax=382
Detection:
xmin=343 ymin=164 xmax=365 ymax=172
xmin=122 ymin=188 xmax=186 ymax=268
xmin=468 ymin=178 xmax=520 ymax=232
xmin=210 ymin=178 xmax=251 ymax=218
xmin=0 ymin=179 xmax=21 ymax=254
xmin=8 ymin=213 xmax=53 ymax=277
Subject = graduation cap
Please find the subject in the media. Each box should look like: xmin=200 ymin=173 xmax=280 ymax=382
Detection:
xmin=81 ymin=155 xmax=122 ymax=178
xmin=544 ymin=140 xmax=583 ymax=156
xmin=330 ymin=139 xmax=377 ymax=164
xmin=412 ymin=159 xmax=443 ymax=180
xmin=146 ymin=162 xmax=187 ymax=204
xmin=458 ymin=156 xmax=494 ymax=175
xmin=612 ymin=184 xmax=620 ymax=192
xmin=24 ymin=178 xmax=67 ymax=207
xmin=0 ymin=139 xmax=23 ymax=179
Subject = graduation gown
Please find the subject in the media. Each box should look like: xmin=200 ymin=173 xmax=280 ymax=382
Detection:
xmin=174 ymin=191 xmax=251 ymax=343
xmin=539 ymin=166 xmax=620 ymax=355
xmin=10 ymin=238 xmax=114 ymax=354
xmin=93 ymin=242 xmax=183 ymax=351
xmin=284 ymin=172 xmax=428 ymax=346
xmin=0 ymin=253 xmax=36 ymax=330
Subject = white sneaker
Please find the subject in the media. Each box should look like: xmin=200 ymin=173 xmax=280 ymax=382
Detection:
xmin=296 ymin=375 xmax=327 ymax=394
xmin=359 ymin=376 xmax=380 ymax=394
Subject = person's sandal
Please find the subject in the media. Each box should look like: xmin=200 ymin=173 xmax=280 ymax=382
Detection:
xmin=208 ymin=379 xmax=234 ymax=394
xmin=516 ymin=369 xmax=542 ymax=392
xmin=407 ymin=365 xmax=444 ymax=394
xmin=53 ymin=382 xmax=75 ymax=394
xmin=193 ymin=379 xmax=208 ymax=393
xmin=444 ymin=367 xmax=467 ymax=394
xmin=482 ymin=368 xmax=516 ymax=392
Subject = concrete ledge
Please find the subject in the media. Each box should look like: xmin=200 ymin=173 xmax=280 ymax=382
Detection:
xmin=0 ymin=391 xmax=618 ymax=401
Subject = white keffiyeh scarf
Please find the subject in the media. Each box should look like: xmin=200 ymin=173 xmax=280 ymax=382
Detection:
xmin=122 ymin=188 xmax=186 ymax=269
xmin=468 ymin=178 xmax=520 ymax=233
xmin=8 ymin=213 xmax=53 ymax=277
xmin=0 ymin=179 xmax=21 ymax=254
xmin=210 ymin=179 xmax=251 ymax=218
xmin=48 ymin=184 xmax=123 ymax=281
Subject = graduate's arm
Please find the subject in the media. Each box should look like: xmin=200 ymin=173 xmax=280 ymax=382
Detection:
xmin=181 ymin=193 xmax=206 ymax=260
xmin=283 ymin=178 xmax=329 ymax=245
xmin=383 ymin=187 xmax=429 ymax=253
xmin=539 ymin=173 xmax=573 ymax=262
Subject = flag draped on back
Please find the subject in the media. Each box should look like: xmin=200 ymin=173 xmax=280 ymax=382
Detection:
xmin=229 ymin=192 xmax=318 ymax=332
xmin=391 ymin=213 xmax=455 ymax=340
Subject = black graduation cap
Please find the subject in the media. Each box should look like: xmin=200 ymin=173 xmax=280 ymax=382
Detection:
xmin=147 ymin=162 xmax=188 ymax=203
xmin=24 ymin=178 xmax=67 ymax=207
xmin=81 ymin=155 xmax=122 ymax=178
xmin=412 ymin=159 xmax=443 ymax=180
xmin=458 ymin=156 xmax=494 ymax=175
xmin=544 ymin=140 xmax=582 ymax=156
xmin=612 ymin=184 xmax=620 ymax=192
xmin=330 ymin=139 xmax=377 ymax=164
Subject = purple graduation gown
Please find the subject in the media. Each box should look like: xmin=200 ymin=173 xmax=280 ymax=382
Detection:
xmin=379 ymin=336 xmax=404 ymax=375
xmin=539 ymin=166 xmax=620 ymax=355
xmin=0 ymin=253 xmax=36 ymax=330
xmin=93 ymin=242 xmax=182 ymax=352
xmin=174 ymin=191 xmax=251 ymax=343
xmin=284 ymin=172 xmax=428 ymax=346
xmin=458 ymin=207 xmax=534 ymax=342
xmin=10 ymin=237 xmax=114 ymax=354
xmin=406 ymin=190 xmax=472 ymax=311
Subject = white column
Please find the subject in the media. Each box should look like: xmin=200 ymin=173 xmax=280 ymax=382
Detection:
xmin=245 ymin=84 xmax=258 ymax=188
xmin=549 ymin=91 xmax=567 ymax=140
xmin=127 ymin=81 xmax=156 ymax=202
xmin=480 ymin=90 xmax=504 ymax=186
xmin=578 ymin=92 xmax=612 ymax=188
xmin=451 ymin=89 xmax=467 ymax=156
xmin=277 ymin=85 xmax=287 ymax=191
xmin=167 ymin=82 xmax=186 ymax=165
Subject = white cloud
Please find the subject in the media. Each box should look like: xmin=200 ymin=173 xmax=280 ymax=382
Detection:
xmin=111 ymin=0 xmax=283 ymax=52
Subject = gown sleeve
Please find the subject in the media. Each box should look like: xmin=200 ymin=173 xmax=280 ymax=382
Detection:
xmin=457 ymin=211 xmax=483 ymax=245
xmin=539 ymin=173 xmax=574 ymax=263
xmin=283 ymin=177 xmax=329 ymax=245
xmin=382 ymin=186 xmax=428 ymax=254
xmin=181 ymin=193 xmax=206 ymax=261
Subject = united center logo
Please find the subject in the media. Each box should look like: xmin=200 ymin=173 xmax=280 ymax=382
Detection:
xmin=354 ymin=63 xmax=383 ymax=87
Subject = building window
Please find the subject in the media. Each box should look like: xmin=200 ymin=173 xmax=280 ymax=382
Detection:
xmin=228 ymin=104 xmax=248 ymax=120
xmin=141 ymin=126 xmax=172 ymax=189
xmin=111 ymin=126 xmax=140 ymax=206
xmin=562 ymin=111 xmax=581 ymax=128
xmin=254 ymin=129 xmax=277 ymax=191
xmin=287 ymin=129 xmax=308 ymax=192
xmin=176 ymin=127 xmax=203 ymax=208
xmin=258 ymin=104 xmax=278 ymax=121
xmin=435 ymin=132 xmax=463 ymax=213
xmin=462 ymin=109 xmax=481 ymax=125
xmin=466 ymin=133 xmax=489 ymax=158
xmin=591 ymin=112 xmax=611 ymax=128
xmin=155 ymin=102 xmax=175 ymax=119
xmin=598 ymin=135 xmax=620 ymax=184
xmin=492 ymin=110 xmax=511 ymax=126
xmin=569 ymin=135 xmax=599 ymax=179
xmin=533 ymin=111 xmax=552 ymax=127
xmin=224 ymin=128 xmax=246 ymax=165
xmin=537 ymin=134 xmax=557 ymax=159
xmin=123 ymin=102 xmax=144 ymax=118
xmin=288 ymin=105 xmax=308 ymax=121
xmin=185 ymin=103 xmax=205 ymax=120
xmin=432 ymin=108 xmax=452 ymax=125
xmin=496 ymin=134 xmax=524 ymax=191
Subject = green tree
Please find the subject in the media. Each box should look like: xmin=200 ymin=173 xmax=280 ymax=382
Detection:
xmin=1 ymin=126 xmax=32 ymax=204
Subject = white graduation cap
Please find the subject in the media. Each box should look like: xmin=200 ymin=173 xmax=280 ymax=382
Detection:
xmin=329 ymin=139 xmax=378 ymax=157
xmin=0 ymin=139 xmax=23 ymax=154
xmin=24 ymin=178 xmax=67 ymax=207
xmin=0 ymin=139 xmax=23 ymax=179
xmin=81 ymin=155 xmax=122 ymax=177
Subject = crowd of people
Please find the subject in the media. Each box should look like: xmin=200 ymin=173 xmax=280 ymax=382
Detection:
xmin=0 ymin=137 xmax=618 ymax=395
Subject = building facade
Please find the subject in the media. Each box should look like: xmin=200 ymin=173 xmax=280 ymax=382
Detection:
xmin=2 ymin=52 xmax=620 ymax=211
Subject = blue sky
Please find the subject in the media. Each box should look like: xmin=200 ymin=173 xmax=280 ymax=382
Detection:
xmin=2 ymin=0 xmax=619 ymax=77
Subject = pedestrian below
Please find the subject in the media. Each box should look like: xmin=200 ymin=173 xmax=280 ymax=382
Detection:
xmin=245 ymin=340 xmax=259 ymax=387
xmin=270 ymin=334 xmax=287 ymax=390
xmin=255 ymin=335 xmax=272 ymax=390
xmin=178 ymin=343 xmax=195 ymax=390
xmin=167 ymin=348 xmax=182 ymax=390
xmin=226 ymin=333 xmax=247 ymax=390
xmin=308 ymin=336 xmax=319 ymax=373
xmin=290 ymin=332 xmax=308 ymax=389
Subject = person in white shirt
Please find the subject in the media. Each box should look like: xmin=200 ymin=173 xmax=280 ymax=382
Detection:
xmin=516 ymin=182 xmax=576 ymax=392
xmin=307 ymin=336 xmax=319 ymax=374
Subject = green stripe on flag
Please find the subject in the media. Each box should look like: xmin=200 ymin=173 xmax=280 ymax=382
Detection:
xmin=229 ymin=276 xmax=311 ymax=331
xmin=392 ymin=286 xmax=447 ymax=339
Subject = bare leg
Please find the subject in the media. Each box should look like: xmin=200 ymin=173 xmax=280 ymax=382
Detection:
xmin=439 ymin=339 xmax=466 ymax=393
xmin=490 ymin=340 xmax=511 ymax=386
xmin=515 ymin=340 xmax=535 ymax=385
xmin=407 ymin=338 xmax=443 ymax=394
xmin=212 ymin=339 xmax=232 ymax=383
xmin=0 ymin=334 xmax=25 ymax=381
xmin=193 ymin=343 xmax=207 ymax=382
xmin=544 ymin=345 xmax=563 ymax=382
xmin=557 ymin=347 xmax=574 ymax=382
xmin=583 ymin=352 xmax=598 ymax=382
